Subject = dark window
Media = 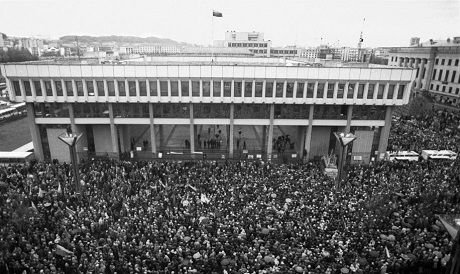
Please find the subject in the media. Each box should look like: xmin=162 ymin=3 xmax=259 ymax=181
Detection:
xmin=139 ymin=81 xmax=147 ymax=96
xmin=234 ymin=81 xmax=242 ymax=97
xmin=44 ymin=80 xmax=53 ymax=96
xmin=432 ymin=69 xmax=437 ymax=80
xmin=24 ymin=80 xmax=32 ymax=96
xmin=128 ymin=81 xmax=136 ymax=96
xmin=86 ymin=80 xmax=95 ymax=96
xmin=55 ymin=80 xmax=63 ymax=96
xmin=347 ymin=83 xmax=354 ymax=99
xmin=438 ymin=70 xmax=443 ymax=81
xmin=203 ymin=81 xmax=210 ymax=97
xmin=441 ymin=59 xmax=445 ymax=65
xmin=213 ymin=81 xmax=221 ymax=97
xmin=12 ymin=80 xmax=21 ymax=96
xmin=445 ymin=71 xmax=450 ymax=82
xmin=149 ymin=81 xmax=157 ymax=96
xmin=306 ymin=83 xmax=314 ymax=98
xmin=452 ymin=71 xmax=457 ymax=83
xmin=455 ymin=59 xmax=459 ymax=66
xmin=76 ymin=81 xmax=84 ymax=96
xmin=244 ymin=81 xmax=253 ymax=97
xmin=377 ymin=83 xmax=385 ymax=99
xmin=34 ymin=81 xmax=42 ymax=96
xmin=181 ymin=81 xmax=189 ymax=96
xmin=352 ymin=105 xmax=386 ymax=120
xmin=397 ymin=84 xmax=405 ymax=99
xmin=327 ymin=82 xmax=335 ymax=98
xmin=337 ymin=83 xmax=345 ymax=99
xmin=275 ymin=82 xmax=284 ymax=97
xmin=194 ymin=103 xmax=230 ymax=118
xmin=317 ymin=83 xmax=325 ymax=98
xmin=96 ymin=81 xmax=105 ymax=96
xmin=367 ymin=84 xmax=375 ymax=99
xmin=449 ymin=87 xmax=452 ymax=93
xmin=170 ymin=81 xmax=178 ymax=96
xmin=118 ymin=80 xmax=126 ymax=96
xmin=448 ymin=59 xmax=452 ymax=66
xmin=435 ymin=58 xmax=439 ymax=65
xmin=286 ymin=82 xmax=294 ymax=98
xmin=296 ymin=82 xmax=304 ymax=98
xmin=65 ymin=81 xmax=74 ymax=96
xmin=235 ymin=104 xmax=270 ymax=119
xmin=314 ymin=105 xmax=347 ymax=119
xmin=255 ymin=82 xmax=263 ymax=97
xmin=192 ymin=81 xmax=200 ymax=97
xmin=160 ymin=81 xmax=168 ymax=96
xmin=223 ymin=81 xmax=231 ymax=97
xmin=387 ymin=84 xmax=395 ymax=99
xmin=442 ymin=86 xmax=446 ymax=92
xmin=107 ymin=81 xmax=115 ymax=96
xmin=357 ymin=84 xmax=365 ymax=99
xmin=274 ymin=104 xmax=309 ymax=119
xmin=265 ymin=82 xmax=273 ymax=97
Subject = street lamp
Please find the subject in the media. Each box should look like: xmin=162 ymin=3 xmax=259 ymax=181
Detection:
xmin=58 ymin=127 xmax=82 ymax=193
xmin=334 ymin=132 xmax=357 ymax=185
xmin=437 ymin=214 xmax=460 ymax=274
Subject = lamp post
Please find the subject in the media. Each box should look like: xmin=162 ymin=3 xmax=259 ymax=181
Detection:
xmin=58 ymin=127 xmax=82 ymax=193
xmin=334 ymin=132 xmax=357 ymax=186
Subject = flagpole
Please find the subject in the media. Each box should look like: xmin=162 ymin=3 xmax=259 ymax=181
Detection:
xmin=211 ymin=10 xmax=214 ymax=63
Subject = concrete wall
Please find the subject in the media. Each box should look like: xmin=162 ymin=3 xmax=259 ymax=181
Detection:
xmin=310 ymin=126 xmax=331 ymax=158
xmin=93 ymin=125 xmax=113 ymax=154
xmin=351 ymin=130 xmax=375 ymax=164
xmin=46 ymin=128 xmax=71 ymax=163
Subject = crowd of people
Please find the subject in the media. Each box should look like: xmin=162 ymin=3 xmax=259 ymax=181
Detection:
xmin=0 ymin=109 xmax=459 ymax=273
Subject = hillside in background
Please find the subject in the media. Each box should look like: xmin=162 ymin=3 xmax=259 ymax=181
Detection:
xmin=59 ymin=35 xmax=191 ymax=45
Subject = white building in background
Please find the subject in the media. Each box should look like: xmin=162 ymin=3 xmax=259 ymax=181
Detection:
xmin=410 ymin=37 xmax=420 ymax=47
xmin=122 ymin=44 xmax=183 ymax=55
xmin=300 ymin=48 xmax=319 ymax=60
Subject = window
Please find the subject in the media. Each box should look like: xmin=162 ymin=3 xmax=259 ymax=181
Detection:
xmin=265 ymin=82 xmax=273 ymax=97
xmin=213 ymin=81 xmax=221 ymax=97
xmin=160 ymin=81 xmax=168 ymax=96
xmin=455 ymin=59 xmax=459 ymax=66
xmin=65 ymin=81 xmax=74 ymax=96
xmin=55 ymin=80 xmax=63 ymax=96
xmin=203 ymin=81 xmax=210 ymax=97
xmin=96 ymin=81 xmax=105 ymax=96
xmin=442 ymin=86 xmax=446 ymax=92
xmin=456 ymin=88 xmax=459 ymax=95
xmin=244 ymin=81 xmax=253 ymax=97
xmin=436 ymin=85 xmax=439 ymax=91
xmin=397 ymin=84 xmax=405 ymax=99
xmin=275 ymin=82 xmax=284 ymax=97
xmin=170 ymin=81 xmax=178 ymax=96
xmin=448 ymin=59 xmax=452 ymax=66
xmin=254 ymin=82 xmax=264 ymax=97
xmin=181 ymin=81 xmax=189 ymax=96
xmin=367 ymin=84 xmax=375 ymax=99
xmin=430 ymin=84 xmax=433 ymax=90
xmin=432 ymin=69 xmax=437 ymax=80
xmin=306 ymin=83 xmax=314 ymax=98
xmin=223 ymin=81 xmax=231 ymax=97
xmin=76 ymin=81 xmax=85 ymax=96
xmin=377 ymin=83 xmax=385 ymax=99
xmin=234 ymin=81 xmax=242 ymax=97
xmin=286 ymin=82 xmax=294 ymax=98
xmin=192 ymin=81 xmax=200 ymax=97
xmin=24 ymin=80 xmax=32 ymax=96
xmin=445 ymin=71 xmax=450 ymax=82
xmin=296 ymin=82 xmax=304 ymax=98
xmin=149 ymin=81 xmax=157 ymax=96
xmin=34 ymin=81 xmax=42 ymax=96
xmin=337 ymin=83 xmax=345 ymax=99
xmin=435 ymin=58 xmax=439 ymax=65
xmin=12 ymin=80 xmax=21 ymax=96
xmin=107 ymin=81 xmax=115 ymax=96
xmin=44 ymin=80 xmax=53 ymax=96
xmin=449 ymin=87 xmax=453 ymax=93
xmin=326 ymin=83 xmax=335 ymax=98
xmin=357 ymin=84 xmax=365 ymax=99
xmin=438 ymin=70 xmax=443 ymax=81
xmin=86 ymin=80 xmax=95 ymax=96
xmin=317 ymin=83 xmax=325 ymax=98
xmin=387 ymin=84 xmax=395 ymax=99
xmin=128 ymin=81 xmax=136 ymax=96
xmin=347 ymin=83 xmax=355 ymax=99
xmin=441 ymin=59 xmax=445 ymax=65
xmin=452 ymin=71 xmax=457 ymax=83
xmin=139 ymin=81 xmax=147 ymax=96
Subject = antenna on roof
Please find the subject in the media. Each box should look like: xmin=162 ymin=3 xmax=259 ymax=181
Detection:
xmin=357 ymin=17 xmax=365 ymax=62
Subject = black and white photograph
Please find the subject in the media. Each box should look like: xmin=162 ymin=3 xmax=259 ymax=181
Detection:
xmin=0 ymin=0 xmax=460 ymax=273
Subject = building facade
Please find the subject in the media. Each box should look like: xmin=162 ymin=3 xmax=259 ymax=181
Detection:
xmin=1 ymin=56 xmax=414 ymax=164
xmin=387 ymin=41 xmax=460 ymax=107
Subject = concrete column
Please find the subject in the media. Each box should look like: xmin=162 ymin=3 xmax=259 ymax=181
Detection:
xmin=159 ymin=125 xmax=164 ymax=148
xmin=298 ymin=126 xmax=306 ymax=158
xmin=267 ymin=104 xmax=274 ymax=159
xmin=402 ymin=57 xmax=408 ymax=67
xmin=68 ymin=104 xmax=77 ymax=133
xmin=26 ymin=103 xmax=44 ymax=161
xmin=377 ymin=106 xmax=393 ymax=161
xmin=416 ymin=59 xmax=426 ymax=89
xmin=397 ymin=56 xmax=403 ymax=67
xmin=189 ymin=103 xmax=195 ymax=153
xmin=30 ymin=79 xmax=37 ymax=98
xmin=229 ymin=103 xmax=234 ymax=158
xmin=425 ymin=60 xmax=434 ymax=91
xmin=345 ymin=105 xmax=353 ymax=133
xmin=149 ymin=103 xmax=157 ymax=154
xmin=108 ymin=103 xmax=119 ymax=155
xmin=262 ymin=125 xmax=267 ymax=153
xmin=304 ymin=105 xmax=314 ymax=160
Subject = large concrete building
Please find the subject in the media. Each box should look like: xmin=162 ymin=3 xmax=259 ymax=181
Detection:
xmin=1 ymin=56 xmax=414 ymax=164
xmin=387 ymin=37 xmax=460 ymax=107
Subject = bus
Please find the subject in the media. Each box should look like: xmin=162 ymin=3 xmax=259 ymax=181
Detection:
xmin=421 ymin=150 xmax=458 ymax=161
xmin=385 ymin=151 xmax=420 ymax=162
xmin=0 ymin=102 xmax=27 ymax=123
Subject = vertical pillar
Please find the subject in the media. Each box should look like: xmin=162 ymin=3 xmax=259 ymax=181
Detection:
xmin=266 ymin=104 xmax=274 ymax=159
xmin=189 ymin=103 xmax=195 ymax=154
xmin=159 ymin=125 xmax=164 ymax=149
xmin=229 ymin=103 xmax=234 ymax=158
xmin=377 ymin=106 xmax=393 ymax=161
xmin=149 ymin=103 xmax=157 ymax=154
xmin=26 ymin=103 xmax=44 ymax=161
xmin=345 ymin=105 xmax=353 ymax=133
xmin=416 ymin=59 xmax=426 ymax=89
xmin=298 ymin=126 xmax=306 ymax=158
xmin=108 ymin=103 xmax=119 ymax=156
xmin=304 ymin=105 xmax=314 ymax=160
xmin=261 ymin=125 xmax=267 ymax=153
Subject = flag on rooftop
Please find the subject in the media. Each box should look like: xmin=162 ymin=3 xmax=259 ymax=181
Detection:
xmin=213 ymin=11 xmax=223 ymax=17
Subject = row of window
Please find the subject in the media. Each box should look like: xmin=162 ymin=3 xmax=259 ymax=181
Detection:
xmin=228 ymin=43 xmax=268 ymax=48
xmin=33 ymin=103 xmax=387 ymax=120
xmin=12 ymin=79 xmax=406 ymax=101
xmin=431 ymin=69 xmax=460 ymax=84
xmin=391 ymin=56 xmax=460 ymax=67
xmin=429 ymin=84 xmax=460 ymax=95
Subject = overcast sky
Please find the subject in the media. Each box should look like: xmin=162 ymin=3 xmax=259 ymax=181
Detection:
xmin=0 ymin=0 xmax=459 ymax=47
